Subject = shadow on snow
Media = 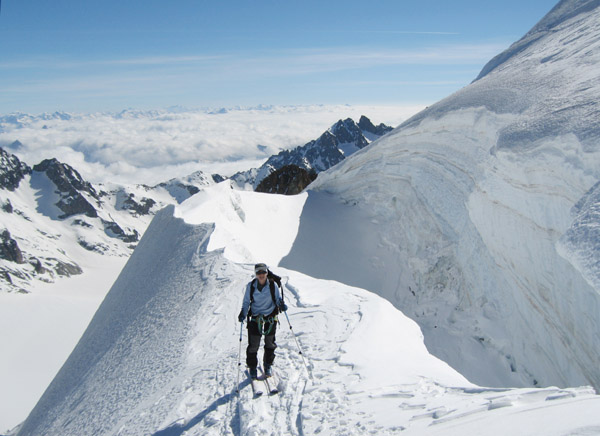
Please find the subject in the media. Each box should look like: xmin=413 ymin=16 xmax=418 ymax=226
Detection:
xmin=152 ymin=380 xmax=250 ymax=436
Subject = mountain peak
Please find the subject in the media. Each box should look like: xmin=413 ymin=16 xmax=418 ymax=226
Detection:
xmin=32 ymin=158 xmax=99 ymax=219
xmin=231 ymin=116 xmax=394 ymax=190
xmin=0 ymin=147 xmax=32 ymax=191
xmin=476 ymin=0 xmax=600 ymax=80
xmin=359 ymin=115 xmax=394 ymax=136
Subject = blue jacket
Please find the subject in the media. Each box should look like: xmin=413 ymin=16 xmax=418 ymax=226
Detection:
xmin=241 ymin=279 xmax=283 ymax=318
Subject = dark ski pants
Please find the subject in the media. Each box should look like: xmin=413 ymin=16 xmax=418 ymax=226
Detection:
xmin=246 ymin=319 xmax=277 ymax=369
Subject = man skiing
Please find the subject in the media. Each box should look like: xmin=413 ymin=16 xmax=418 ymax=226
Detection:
xmin=238 ymin=263 xmax=287 ymax=380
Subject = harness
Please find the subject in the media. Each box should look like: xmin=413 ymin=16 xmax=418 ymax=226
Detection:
xmin=249 ymin=278 xmax=279 ymax=335
xmin=252 ymin=313 xmax=278 ymax=336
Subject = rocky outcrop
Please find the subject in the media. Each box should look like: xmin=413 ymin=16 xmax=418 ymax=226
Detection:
xmin=121 ymin=193 xmax=156 ymax=216
xmin=330 ymin=118 xmax=370 ymax=148
xmin=2 ymin=199 xmax=13 ymax=213
xmin=0 ymin=147 xmax=32 ymax=191
xmin=0 ymin=228 xmax=83 ymax=291
xmin=358 ymin=115 xmax=394 ymax=136
xmin=231 ymin=116 xmax=393 ymax=190
xmin=102 ymin=220 xmax=139 ymax=243
xmin=33 ymin=158 xmax=99 ymax=219
xmin=256 ymin=165 xmax=317 ymax=195
xmin=0 ymin=229 xmax=24 ymax=264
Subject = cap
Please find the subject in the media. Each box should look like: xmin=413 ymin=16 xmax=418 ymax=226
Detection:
xmin=254 ymin=263 xmax=268 ymax=274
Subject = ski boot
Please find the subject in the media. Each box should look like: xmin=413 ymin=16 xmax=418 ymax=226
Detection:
xmin=249 ymin=367 xmax=258 ymax=380
xmin=264 ymin=365 xmax=273 ymax=377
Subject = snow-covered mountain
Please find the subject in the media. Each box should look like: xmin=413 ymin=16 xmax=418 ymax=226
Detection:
xmin=0 ymin=115 xmax=385 ymax=293
xmin=0 ymin=147 xmax=219 ymax=292
xmin=289 ymin=0 xmax=600 ymax=391
xmin=11 ymin=184 xmax=600 ymax=436
xmin=231 ymin=115 xmax=392 ymax=189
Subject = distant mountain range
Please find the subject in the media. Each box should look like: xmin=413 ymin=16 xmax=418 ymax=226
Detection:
xmin=231 ymin=115 xmax=392 ymax=189
xmin=0 ymin=147 xmax=219 ymax=292
xmin=0 ymin=115 xmax=392 ymax=292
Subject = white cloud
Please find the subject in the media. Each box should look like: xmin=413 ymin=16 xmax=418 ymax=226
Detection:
xmin=0 ymin=104 xmax=424 ymax=185
xmin=0 ymin=43 xmax=505 ymax=95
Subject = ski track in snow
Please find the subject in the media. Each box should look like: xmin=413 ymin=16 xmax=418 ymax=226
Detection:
xmin=141 ymin=264 xmax=598 ymax=436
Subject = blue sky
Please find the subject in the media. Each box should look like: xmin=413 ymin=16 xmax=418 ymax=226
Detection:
xmin=0 ymin=0 xmax=558 ymax=114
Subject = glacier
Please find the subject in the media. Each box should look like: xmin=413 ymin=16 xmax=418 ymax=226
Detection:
xmin=298 ymin=0 xmax=600 ymax=389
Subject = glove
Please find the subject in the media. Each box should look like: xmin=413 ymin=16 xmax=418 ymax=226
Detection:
xmin=238 ymin=310 xmax=245 ymax=322
xmin=279 ymin=302 xmax=288 ymax=312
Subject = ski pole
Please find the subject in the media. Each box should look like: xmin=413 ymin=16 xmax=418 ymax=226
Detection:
xmin=235 ymin=321 xmax=244 ymax=394
xmin=283 ymin=311 xmax=312 ymax=379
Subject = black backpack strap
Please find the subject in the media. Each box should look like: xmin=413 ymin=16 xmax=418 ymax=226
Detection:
xmin=250 ymin=278 xmax=256 ymax=304
xmin=269 ymin=279 xmax=276 ymax=305
xmin=267 ymin=269 xmax=284 ymax=304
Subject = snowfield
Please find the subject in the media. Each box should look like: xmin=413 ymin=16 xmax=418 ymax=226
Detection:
xmin=0 ymin=258 xmax=126 ymax=431
xmin=11 ymin=186 xmax=600 ymax=435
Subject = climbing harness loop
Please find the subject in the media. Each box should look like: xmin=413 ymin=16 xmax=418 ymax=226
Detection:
xmin=251 ymin=313 xmax=278 ymax=336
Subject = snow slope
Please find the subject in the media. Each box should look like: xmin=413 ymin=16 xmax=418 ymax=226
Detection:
xmin=293 ymin=0 xmax=600 ymax=390
xmin=0 ymin=257 xmax=126 ymax=431
xmin=0 ymin=113 xmax=394 ymax=431
xmin=0 ymin=151 xmax=216 ymax=430
xmin=13 ymin=184 xmax=600 ymax=436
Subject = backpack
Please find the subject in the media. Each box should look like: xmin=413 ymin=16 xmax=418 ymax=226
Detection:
xmin=249 ymin=270 xmax=284 ymax=316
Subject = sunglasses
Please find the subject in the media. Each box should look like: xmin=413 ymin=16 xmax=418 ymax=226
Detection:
xmin=256 ymin=271 xmax=267 ymax=275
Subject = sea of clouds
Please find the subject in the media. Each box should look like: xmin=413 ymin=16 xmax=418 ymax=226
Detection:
xmin=0 ymin=104 xmax=423 ymax=186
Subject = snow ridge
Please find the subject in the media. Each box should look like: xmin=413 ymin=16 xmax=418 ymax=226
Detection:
xmin=476 ymin=0 xmax=600 ymax=80
xmin=13 ymin=192 xmax=600 ymax=436
xmin=16 ymin=207 xmax=234 ymax=435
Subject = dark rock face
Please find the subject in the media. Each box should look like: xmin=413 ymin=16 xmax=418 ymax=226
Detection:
xmin=232 ymin=115 xmax=394 ymax=191
xmin=58 ymin=195 xmax=98 ymax=219
xmin=0 ymin=230 xmax=24 ymax=264
xmin=358 ymin=115 xmax=394 ymax=136
xmin=331 ymin=118 xmax=369 ymax=148
xmin=33 ymin=158 xmax=98 ymax=198
xmin=102 ymin=220 xmax=139 ymax=243
xmin=53 ymin=260 xmax=83 ymax=277
xmin=265 ymin=131 xmax=347 ymax=174
xmin=2 ymin=199 xmax=13 ymax=213
xmin=0 ymin=147 xmax=32 ymax=191
xmin=262 ymin=116 xmax=392 ymax=176
xmin=31 ymin=258 xmax=48 ymax=274
xmin=77 ymin=238 xmax=110 ymax=254
xmin=122 ymin=194 xmax=156 ymax=216
xmin=0 ymin=229 xmax=83 ymax=290
xmin=154 ymin=181 xmax=202 ymax=204
xmin=212 ymin=174 xmax=226 ymax=183
xmin=256 ymin=165 xmax=317 ymax=195
xmin=33 ymin=158 xmax=99 ymax=219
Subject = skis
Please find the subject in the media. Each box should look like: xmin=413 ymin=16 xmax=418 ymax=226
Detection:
xmin=262 ymin=367 xmax=279 ymax=395
xmin=247 ymin=367 xmax=279 ymax=397
xmin=250 ymin=374 xmax=265 ymax=397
